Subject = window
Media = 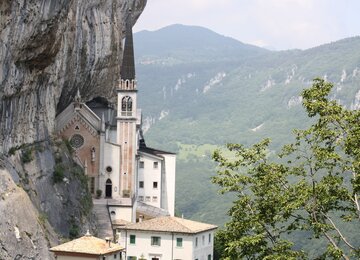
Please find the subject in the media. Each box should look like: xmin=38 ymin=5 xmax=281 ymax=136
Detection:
xmin=127 ymin=257 xmax=137 ymax=260
xmin=121 ymin=96 xmax=132 ymax=116
xmin=129 ymin=235 xmax=136 ymax=244
xmin=138 ymin=196 xmax=144 ymax=201
xmin=153 ymin=182 xmax=158 ymax=189
xmin=209 ymin=233 xmax=211 ymax=244
xmin=114 ymin=254 xmax=117 ymax=259
xmin=202 ymin=235 xmax=205 ymax=245
xmin=90 ymin=177 xmax=95 ymax=194
xmin=139 ymin=161 xmax=144 ymax=168
xmin=145 ymin=196 xmax=151 ymax=202
xmin=151 ymin=236 xmax=161 ymax=246
xmin=176 ymin=237 xmax=183 ymax=247
xmin=208 ymin=254 xmax=212 ymax=260
xmin=139 ymin=181 xmax=144 ymax=188
xmin=153 ymin=162 xmax=158 ymax=168
xmin=106 ymin=166 xmax=112 ymax=173
xmin=152 ymin=196 xmax=158 ymax=202
xmin=195 ymin=237 xmax=198 ymax=247
xmin=70 ymin=134 xmax=84 ymax=149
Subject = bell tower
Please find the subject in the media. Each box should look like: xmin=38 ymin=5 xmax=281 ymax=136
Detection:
xmin=117 ymin=8 xmax=137 ymax=198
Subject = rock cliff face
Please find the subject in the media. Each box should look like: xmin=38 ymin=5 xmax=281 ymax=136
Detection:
xmin=0 ymin=1 xmax=146 ymax=259
xmin=0 ymin=0 xmax=146 ymax=152
xmin=0 ymin=160 xmax=58 ymax=260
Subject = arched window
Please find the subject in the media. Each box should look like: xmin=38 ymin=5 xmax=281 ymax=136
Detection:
xmin=121 ymin=96 xmax=132 ymax=116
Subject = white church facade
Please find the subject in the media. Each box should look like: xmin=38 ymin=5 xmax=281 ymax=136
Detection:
xmin=55 ymin=10 xmax=176 ymax=225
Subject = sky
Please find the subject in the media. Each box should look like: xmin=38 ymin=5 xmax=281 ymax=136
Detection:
xmin=133 ymin=0 xmax=360 ymax=50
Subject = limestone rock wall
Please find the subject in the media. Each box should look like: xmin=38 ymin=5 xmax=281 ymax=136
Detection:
xmin=0 ymin=161 xmax=58 ymax=260
xmin=0 ymin=0 xmax=146 ymax=152
xmin=0 ymin=1 xmax=146 ymax=258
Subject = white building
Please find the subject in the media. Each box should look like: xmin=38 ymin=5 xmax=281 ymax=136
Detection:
xmin=55 ymin=9 xmax=176 ymax=233
xmin=118 ymin=216 xmax=217 ymax=260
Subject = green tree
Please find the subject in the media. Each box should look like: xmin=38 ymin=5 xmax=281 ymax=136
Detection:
xmin=212 ymin=79 xmax=360 ymax=259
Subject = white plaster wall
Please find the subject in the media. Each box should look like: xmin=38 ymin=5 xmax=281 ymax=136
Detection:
xmin=109 ymin=206 xmax=133 ymax=223
xmin=162 ymin=154 xmax=176 ymax=216
xmin=108 ymin=129 xmax=117 ymax=143
xmin=193 ymin=230 xmax=215 ymax=260
xmin=56 ymin=254 xmax=121 ymax=260
xmin=138 ymin=154 xmax=162 ymax=208
xmin=173 ymin=234 xmax=194 ymax=260
xmin=103 ymin=142 xmax=121 ymax=198
xmin=121 ymin=231 xmax=194 ymax=260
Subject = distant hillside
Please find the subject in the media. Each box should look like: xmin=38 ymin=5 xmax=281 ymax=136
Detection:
xmin=134 ymin=24 xmax=360 ymax=227
xmin=135 ymin=24 xmax=269 ymax=64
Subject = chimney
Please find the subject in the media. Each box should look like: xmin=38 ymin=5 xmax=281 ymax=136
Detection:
xmin=105 ymin=237 xmax=111 ymax=248
xmin=139 ymin=215 xmax=144 ymax=222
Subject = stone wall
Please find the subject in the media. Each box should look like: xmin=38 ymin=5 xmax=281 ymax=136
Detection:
xmin=0 ymin=0 xmax=146 ymax=152
xmin=0 ymin=1 xmax=147 ymax=258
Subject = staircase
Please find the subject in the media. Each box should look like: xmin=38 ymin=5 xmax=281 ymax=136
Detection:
xmin=92 ymin=199 xmax=113 ymax=240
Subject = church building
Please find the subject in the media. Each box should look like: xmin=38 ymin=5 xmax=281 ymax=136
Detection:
xmin=55 ymin=9 xmax=176 ymax=224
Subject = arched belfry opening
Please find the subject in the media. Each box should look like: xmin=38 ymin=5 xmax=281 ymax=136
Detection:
xmin=105 ymin=179 xmax=112 ymax=198
xmin=121 ymin=96 xmax=132 ymax=116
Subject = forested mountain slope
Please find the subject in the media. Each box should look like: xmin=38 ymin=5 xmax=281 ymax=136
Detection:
xmin=134 ymin=24 xmax=360 ymax=226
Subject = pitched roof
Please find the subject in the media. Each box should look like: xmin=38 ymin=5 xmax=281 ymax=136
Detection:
xmin=122 ymin=216 xmax=217 ymax=234
xmin=50 ymin=235 xmax=123 ymax=255
xmin=139 ymin=146 xmax=176 ymax=156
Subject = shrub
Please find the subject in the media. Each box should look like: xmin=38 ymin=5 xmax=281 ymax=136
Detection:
xmin=68 ymin=218 xmax=80 ymax=239
xmin=64 ymin=139 xmax=74 ymax=155
xmin=53 ymin=164 xmax=65 ymax=183
xmin=96 ymin=189 xmax=102 ymax=198
xmin=8 ymin=147 xmax=17 ymax=155
xmin=21 ymin=148 xmax=33 ymax=164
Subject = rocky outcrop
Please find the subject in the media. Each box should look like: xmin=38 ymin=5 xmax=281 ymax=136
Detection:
xmin=0 ymin=0 xmax=146 ymax=152
xmin=0 ymin=163 xmax=57 ymax=260
xmin=0 ymin=139 xmax=98 ymax=259
xmin=0 ymin=1 xmax=146 ymax=258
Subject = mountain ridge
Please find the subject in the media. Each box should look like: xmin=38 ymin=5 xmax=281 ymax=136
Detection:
xmin=134 ymin=24 xmax=360 ymax=227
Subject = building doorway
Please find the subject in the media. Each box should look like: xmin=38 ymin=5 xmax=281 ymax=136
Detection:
xmin=105 ymin=179 xmax=112 ymax=198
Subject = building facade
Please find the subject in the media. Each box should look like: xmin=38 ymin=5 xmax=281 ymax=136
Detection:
xmin=55 ymin=9 xmax=176 ymax=225
xmin=118 ymin=217 xmax=217 ymax=260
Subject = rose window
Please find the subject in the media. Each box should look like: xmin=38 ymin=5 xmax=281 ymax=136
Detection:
xmin=70 ymin=134 xmax=84 ymax=149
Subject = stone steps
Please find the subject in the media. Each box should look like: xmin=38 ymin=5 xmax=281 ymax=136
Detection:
xmin=92 ymin=202 xmax=113 ymax=240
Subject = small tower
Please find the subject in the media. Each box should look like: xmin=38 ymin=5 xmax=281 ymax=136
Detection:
xmin=117 ymin=8 xmax=137 ymax=199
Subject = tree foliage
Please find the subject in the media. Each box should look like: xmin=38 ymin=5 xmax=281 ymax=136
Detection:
xmin=212 ymin=79 xmax=360 ymax=259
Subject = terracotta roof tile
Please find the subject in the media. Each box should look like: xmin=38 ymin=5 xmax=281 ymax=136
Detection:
xmin=122 ymin=216 xmax=217 ymax=234
xmin=50 ymin=235 xmax=123 ymax=255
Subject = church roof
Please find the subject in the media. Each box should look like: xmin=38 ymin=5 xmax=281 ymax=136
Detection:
xmin=139 ymin=146 xmax=176 ymax=156
xmin=121 ymin=216 xmax=217 ymax=234
xmin=50 ymin=234 xmax=123 ymax=255
xmin=120 ymin=9 xmax=135 ymax=80
xmin=86 ymin=98 xmax=117 ymax=127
